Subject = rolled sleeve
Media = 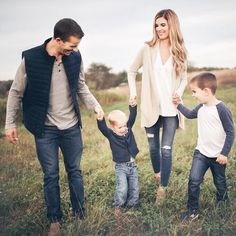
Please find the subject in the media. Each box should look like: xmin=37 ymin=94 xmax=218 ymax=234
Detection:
xmin=5 ymin=59 xmax=27 ymax=129
xmin=77 ymin=61 xmax=101 ymax=111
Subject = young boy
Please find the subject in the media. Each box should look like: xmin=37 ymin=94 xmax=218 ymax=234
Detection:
xmin=97 ymin=104 xmax=139 ymax=211
xmin=173 ymin=72 xmax=235 ymax=222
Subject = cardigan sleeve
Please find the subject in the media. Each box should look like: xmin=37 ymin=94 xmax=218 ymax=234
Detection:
xmin=127 ymin=45 xmax=145 ymax=97
xmin=175 ymin=64 xmax=188 ymax=97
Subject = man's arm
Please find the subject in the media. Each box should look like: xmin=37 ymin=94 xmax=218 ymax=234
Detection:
xmin=177 ymin=104 xmax=202 ymax=119
xmin=77 ymin=61 xmax=104 ymax=119
xmin=5 ymin=59 xmax=27 ymax=144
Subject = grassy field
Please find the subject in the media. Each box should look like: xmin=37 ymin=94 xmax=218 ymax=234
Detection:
xmin=0 ymin=85 xmax=236 ymax=236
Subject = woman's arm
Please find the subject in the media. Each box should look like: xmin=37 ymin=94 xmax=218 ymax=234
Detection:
xmin=127 ymin=45 xmax=145 ymax=98
xmin=175 ymin=63 xmax=188 ymax=97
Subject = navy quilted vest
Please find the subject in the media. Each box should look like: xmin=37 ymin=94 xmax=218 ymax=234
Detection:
xmin=22 ymin=38 xmax=82 ymax=137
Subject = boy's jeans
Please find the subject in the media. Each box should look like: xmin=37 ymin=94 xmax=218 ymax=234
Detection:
xmin=113 ymin=162 xmax=139 ymax=208
xmin=145 ymin=116 xmax=178 ymax=187
xmin=35 ymin=123 xmax=84 ymax=222
xmin=187 ymin=149 xmax=228 ymax=211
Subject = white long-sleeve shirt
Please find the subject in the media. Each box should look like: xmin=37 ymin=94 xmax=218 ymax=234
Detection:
xmin=177 ymin=102 xmax=235 ymax=157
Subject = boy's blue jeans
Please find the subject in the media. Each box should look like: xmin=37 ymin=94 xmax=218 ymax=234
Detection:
xmin=113 ymin=162 xmax=139 ymax=208
xmin=34 ymin=123 xmax=84 ymax=222
xmin=145 ymin=116 xmax=178 ymax=187
xmin=187 ymin=149 xmax=228 ymax=211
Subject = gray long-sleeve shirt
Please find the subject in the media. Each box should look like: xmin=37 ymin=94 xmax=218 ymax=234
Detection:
xmin=5 ymin=58 xmax=101 ymax=130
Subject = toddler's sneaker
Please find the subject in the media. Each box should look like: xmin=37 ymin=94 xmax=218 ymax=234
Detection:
xmin=180 ymin=209 xmax=199 ymax=223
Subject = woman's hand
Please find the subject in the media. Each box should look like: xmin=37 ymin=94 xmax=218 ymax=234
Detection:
xmin=129 ymin=96 xmax=137 ymax=107
xmin=172 ymin=93 xmax=182 ymax=106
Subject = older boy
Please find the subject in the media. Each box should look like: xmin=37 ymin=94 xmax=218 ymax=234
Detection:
xmin=173 ymin=72 xmax=235 ymax=222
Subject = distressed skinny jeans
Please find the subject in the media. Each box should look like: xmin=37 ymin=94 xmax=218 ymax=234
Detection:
xmin=145 ymin=116 xmax=178 ymax=187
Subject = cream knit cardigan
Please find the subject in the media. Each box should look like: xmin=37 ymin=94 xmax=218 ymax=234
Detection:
xmin=128 ymin=43 xmax=187 ymax=129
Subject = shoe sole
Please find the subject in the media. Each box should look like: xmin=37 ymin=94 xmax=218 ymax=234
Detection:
xmin=181 ymin=214 xmax=199 ymax=224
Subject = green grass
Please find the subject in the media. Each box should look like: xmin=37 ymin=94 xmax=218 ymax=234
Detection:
xmin=0 ymin=86 xmax=236 ymax=236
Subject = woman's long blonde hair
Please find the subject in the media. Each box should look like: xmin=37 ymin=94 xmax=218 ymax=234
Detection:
xmin=146 ymin=9 xmax=187 ymax=76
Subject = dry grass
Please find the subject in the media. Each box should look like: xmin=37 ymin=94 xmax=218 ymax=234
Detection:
xmin=0 ymin=73 xmax=235 ymax=235
xmin=188 ymin=69 xmax=236 ymax=85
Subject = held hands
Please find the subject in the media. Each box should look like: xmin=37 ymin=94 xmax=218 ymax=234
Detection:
xmin=95 ymin=106 xmax=104 ymax=121
xmin=5 ymin=128 xmax=18 ymax=144
xmin=172 ymin=93 xmax=182 ymax=107
xmin=129 ymin=96 xmax=137 ymax=107
xmin=216 ymin=154 xmax=227 ymax=165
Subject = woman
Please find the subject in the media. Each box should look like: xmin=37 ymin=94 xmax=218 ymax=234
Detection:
xmin=128 ymin=9 xmax=188 ymax=205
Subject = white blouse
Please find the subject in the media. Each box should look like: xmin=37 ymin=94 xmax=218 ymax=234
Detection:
xmin=154 ymin=50 xmax=177 ymax=116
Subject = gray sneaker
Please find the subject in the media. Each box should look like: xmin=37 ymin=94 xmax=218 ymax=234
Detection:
xmin=180 ymin=209 xmax=199 ymax=223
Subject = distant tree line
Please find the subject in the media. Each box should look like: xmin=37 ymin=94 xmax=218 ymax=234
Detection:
xmin=0 ymin=63 xmax=142 ymax=96
xmin=187 ymin=62 xmax=230 ymax=73
xmin=0 ymin=63 xmax=233 ymax=97
xmin=85 ymin=63 xmax=127 ymax=90
xmin=0 ymin=80 xmax=12 ymax=97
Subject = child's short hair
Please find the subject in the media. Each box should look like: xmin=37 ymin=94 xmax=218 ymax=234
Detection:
xmin=190 ymin=72 xmax=217 ymax=94
xmin=108 ymin=110 xmax=127 ymax=125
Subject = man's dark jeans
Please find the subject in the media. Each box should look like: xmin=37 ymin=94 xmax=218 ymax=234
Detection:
xmin=35 ymin=123 xmax=84 ymax=222
xmin=187 ymin=149 xmax=228 ymax=211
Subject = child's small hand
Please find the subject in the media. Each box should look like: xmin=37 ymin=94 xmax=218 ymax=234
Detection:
xmin=216 ymin=154 xmax=227 ymax=165
xmin=172 ymin=93 xmax=182 ymax=106
xmin=129 ymin=96 xmax=137 ymax=107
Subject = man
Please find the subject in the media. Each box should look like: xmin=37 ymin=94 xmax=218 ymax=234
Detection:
xmin=5 ymin=18 xmax=104 ymax=235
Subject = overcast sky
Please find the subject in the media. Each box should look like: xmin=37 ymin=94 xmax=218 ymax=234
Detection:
xmin=0 ymin=0 xmax=236 ymax=80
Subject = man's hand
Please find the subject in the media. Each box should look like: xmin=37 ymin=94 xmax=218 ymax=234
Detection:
xmin=129 ymin=96 xmax=137 ymax=107
xmin=5 ymin=127 xmax=18 ymax=144
xmin=216 ymin=154 xmax=227 ymax=165
xmin=95 ymin=107 xmax=104 ymax=120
